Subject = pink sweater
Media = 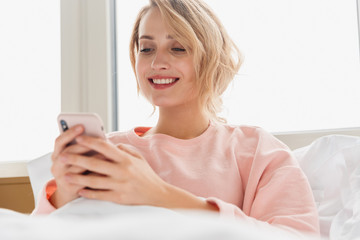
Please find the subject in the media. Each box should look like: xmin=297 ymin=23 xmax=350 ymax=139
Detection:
xmin=33 ymin=121 xmax=319 ymax=235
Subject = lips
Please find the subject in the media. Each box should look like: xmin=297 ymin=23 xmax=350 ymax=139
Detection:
xmin=148 ymin=76 xmax=179 ymax=89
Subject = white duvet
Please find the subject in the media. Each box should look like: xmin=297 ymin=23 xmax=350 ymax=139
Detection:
xmin=294 ymin=135 xmax=360 ymax=240
xmin=1 ymin=134 xmax=360 ymax=240
xmin=0 ymin=200 xmax=310 ymax=240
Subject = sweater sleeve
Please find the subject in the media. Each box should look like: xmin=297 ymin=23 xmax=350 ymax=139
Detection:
xmin=31 ymin=179 xmax=57 ymax=215
xmin=206 ymin=128 xmax=320 ymax=236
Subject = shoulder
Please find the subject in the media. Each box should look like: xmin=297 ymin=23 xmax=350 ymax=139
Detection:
xmin=215 ymin=122 xmax=278 ymax=143
xmin=219 ymin=123 xmax=299 ymax=174
xmin=106 ymin=130 xmax=131 ymax=145
xmin=214 ymin=122 xmax=291 ymax=155
xmin=105 ymin=126 xmax=153 ymax=146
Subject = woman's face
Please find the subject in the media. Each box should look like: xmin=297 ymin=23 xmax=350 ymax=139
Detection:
xmin=135 ymin=7 xmax=198 ymax=109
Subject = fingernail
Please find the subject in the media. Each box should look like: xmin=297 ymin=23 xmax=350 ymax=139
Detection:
xmin=76 ymin=136 xmax=84 ymax=142
xmin=75 ymin=125 xmax=83 ymax=133
xmin=59 ymin=154 xmax=68 ymax=162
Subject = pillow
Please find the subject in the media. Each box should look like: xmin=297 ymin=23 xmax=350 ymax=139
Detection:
xmin=26 ymin=152 xmax=53 ymax=204
xmin=293 ymin=135 xmax=360 ymax=240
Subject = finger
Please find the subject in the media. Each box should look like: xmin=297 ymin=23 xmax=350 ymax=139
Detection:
xmin=91 ymin=153 xmax=107 ymax=160
xmin=51 ymin=157 xmax=86 ymax=178
xmin=63 ymin=143 xmax=93 ymax=155
xmin=78 ymin=189 xmax=121 ymax=203
xmin=66 ymin=173 xmax=116 ymax=190
xmin=57 ymin=180 xmax=86 ymax=196
xmin=53 ymin=125 xmax=84 ymax=159
xmin=62 ymin=153 xmax=115 ymax=176
xmin=67 ymin=165 xmax=88 ymax=174
xmin=75 ymin=136 xmax=130 ymax=163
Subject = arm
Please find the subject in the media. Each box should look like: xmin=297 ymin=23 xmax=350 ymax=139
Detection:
xmin=206 ymin=129 xmax=320 ymax=236
xmin=31 ymin=180 xmax=57 ymax=215
xmin=61 ymin=136 xmax=218 ymax=212
xmin=205 ymin=167 xmax=319 ymax=234
xmin=32 ymin=133 xmax=218 ymax=215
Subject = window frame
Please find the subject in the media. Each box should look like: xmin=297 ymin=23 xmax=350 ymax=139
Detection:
xmin=60 ymin=0 xmax=117 ymax=132
xmin=357 ymin=0 xmax=360 ymax=58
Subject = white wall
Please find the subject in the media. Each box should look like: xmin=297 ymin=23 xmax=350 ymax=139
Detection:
xmin=116 ymin=0 xmax=360 ymax=132
xmin=0 ymin=0 xmax=60 ymax=162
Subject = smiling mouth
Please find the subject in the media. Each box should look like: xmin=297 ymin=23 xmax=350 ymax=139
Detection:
xmin=149 ymin=78 xmax=180 ymax=85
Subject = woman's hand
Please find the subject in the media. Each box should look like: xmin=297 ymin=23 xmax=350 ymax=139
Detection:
xmin=61 ymin=136 xmax=219 ymax=212
xmin=60 ymin=136 xmax=171 ymax=206
xmin=50 ymin=125 xmax=94 ymax=208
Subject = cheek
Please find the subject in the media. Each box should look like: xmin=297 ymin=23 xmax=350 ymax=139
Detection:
xmin=135 ymin=59 xmax=149 ymax=93
xmin=135 ymin=60 xmax=146 ymax=80
xmin=180 ymin=57 xmax=196 ymax=75
xmin=179 ymin=60 xmax=197 ymax=82
xmin=135 ymin=58 xmax=142 ymax=76
xmin=180 ymin=59 xmax=199 ymax=95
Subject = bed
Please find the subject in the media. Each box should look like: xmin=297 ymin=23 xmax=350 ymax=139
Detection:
xmin=1 ymin=128 xmax=360 ymax=240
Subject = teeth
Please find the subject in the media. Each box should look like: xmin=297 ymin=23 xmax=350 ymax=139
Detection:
xmin=152 ymin=78 xmax=177 ymax=84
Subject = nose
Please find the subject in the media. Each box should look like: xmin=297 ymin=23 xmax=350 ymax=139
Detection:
xmin=151 ymin=50 xmax=170 ymax=70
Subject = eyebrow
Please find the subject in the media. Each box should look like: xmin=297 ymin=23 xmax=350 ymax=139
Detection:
xmin=139 ymin=34 xmax=174 ymax=40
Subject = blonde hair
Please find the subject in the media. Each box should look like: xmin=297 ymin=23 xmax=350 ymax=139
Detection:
xmin=130 ymin=0 xmax=243 ymax=123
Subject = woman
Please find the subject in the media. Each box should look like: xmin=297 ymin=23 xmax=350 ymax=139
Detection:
xmin=33 ymin=0 xmax=319 ymax=236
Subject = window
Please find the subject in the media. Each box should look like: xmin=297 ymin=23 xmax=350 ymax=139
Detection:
xmin=0 ymin=0 xmax=60 ymax=162
xmin=117 ymin=0 xmax=360 ymax=132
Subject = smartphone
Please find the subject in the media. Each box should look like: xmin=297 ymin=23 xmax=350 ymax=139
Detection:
xmin=57 ymin=113 xmax=106 ymax=177
xmin=57 ymin=112 xmax=106 ymax=139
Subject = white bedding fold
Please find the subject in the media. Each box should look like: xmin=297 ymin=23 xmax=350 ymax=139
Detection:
xmin=294 ymin=135 xmax=360 ymax=240
xmin=0 ymin=199 xmax=317 ymax=240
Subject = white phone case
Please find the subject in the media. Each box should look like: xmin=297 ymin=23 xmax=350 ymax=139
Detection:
xmin=57 ymin=112 xmax=106 ymax=139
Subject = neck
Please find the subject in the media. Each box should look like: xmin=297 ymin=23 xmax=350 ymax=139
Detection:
xmin=145 ymin=103 xmax=210 ymax=139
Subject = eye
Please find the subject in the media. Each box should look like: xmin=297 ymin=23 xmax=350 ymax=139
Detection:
xmin=140 ymin=48 xmax=153 ymax=53
xmin=172 ymin=47 xmax=186 ymax=52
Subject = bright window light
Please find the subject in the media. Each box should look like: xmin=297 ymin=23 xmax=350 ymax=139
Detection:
xmin=116 ymin=0 xmax=360 ymax=132
xmin=0 ymin=0 xmax=60 ymax=162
